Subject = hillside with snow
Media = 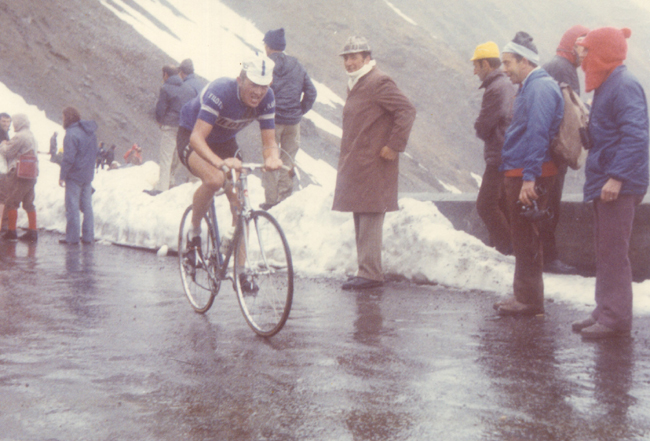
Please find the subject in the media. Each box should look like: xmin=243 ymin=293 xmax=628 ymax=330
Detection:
xmin=2 ymin=0 xmax=650 ymax=316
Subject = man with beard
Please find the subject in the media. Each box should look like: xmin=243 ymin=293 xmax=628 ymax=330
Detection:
xmin=59 ymin=107 xmax=99 ymax=245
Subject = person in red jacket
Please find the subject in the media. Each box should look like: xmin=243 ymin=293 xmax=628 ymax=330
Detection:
xmin=572 ymin=28 xmax=649 ymax=339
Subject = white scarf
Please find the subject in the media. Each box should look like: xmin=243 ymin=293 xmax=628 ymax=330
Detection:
xmin=347 ymin=60 xmax=376 ymax=90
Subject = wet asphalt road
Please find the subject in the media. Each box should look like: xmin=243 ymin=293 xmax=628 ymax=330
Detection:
xmin=1 ymin=232 xmax=650 ymax=441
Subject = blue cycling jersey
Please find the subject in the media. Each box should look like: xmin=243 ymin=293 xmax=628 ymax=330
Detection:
xmin=179 ymin=77 xmax=276 ymax=146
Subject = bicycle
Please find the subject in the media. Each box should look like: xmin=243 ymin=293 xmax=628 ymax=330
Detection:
xmin=177 ymin=158 xmax=294 ymax=337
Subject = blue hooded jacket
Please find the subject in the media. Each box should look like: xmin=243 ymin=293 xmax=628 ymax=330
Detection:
xmin=60 ymin=120 xmax=98 ymax=185
xmin=584 ymin=65 xmax=649 ymax=202
xmin=500 ymin=68 xmax=564 ymax=181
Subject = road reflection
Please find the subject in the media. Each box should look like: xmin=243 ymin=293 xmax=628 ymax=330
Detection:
xmin=478 ymin=314 xmax=644 ymax=440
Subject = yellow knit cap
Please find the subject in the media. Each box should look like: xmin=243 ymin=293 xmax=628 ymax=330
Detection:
xmin=471 ymin=41 xmax=500 ymax=61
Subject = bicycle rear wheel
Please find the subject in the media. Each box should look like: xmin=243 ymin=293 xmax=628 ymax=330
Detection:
xmin=178 ymin=205 xmax=220 ymax=313
xmin=234 ymin=210 xmax=293 ymax=337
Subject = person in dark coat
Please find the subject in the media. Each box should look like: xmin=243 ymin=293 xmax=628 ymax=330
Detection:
xmin=333 ymin=37 xmax=416 ymax=290
xmin=0 ymin=113 xmax=11 ymax=232
xmin=149 ymin=65 xmax=196 ymax=195
xmin=493 ymin=32 xmax=564 ymax=316
xmin=96 ymin=141 xmax=105 ymax=169
xmin=572 ymin=28 xmax=649 ymax=339
xmin=261 ymin=28 xmax=318 ymax=209
xmin=59 ymin=107 xmax=99 ymax=245
xmin=179 ymin=59 xmax=208 ymax=96
xmin=104 ymin=144 xmax=116 ymax=169
xmin=472 ymin=41 xmax=515 ymax=255
xmin=0 ymin=113 xmax=10 ymax=143
xmin=540 ymin=25 xmax=590 ymax=275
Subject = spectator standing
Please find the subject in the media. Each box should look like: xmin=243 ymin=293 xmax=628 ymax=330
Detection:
xmin=124 ymin=143 xmax=143 ymax=165
xmin=104 ymin=144 xmax=116 ymax=169
xmin=96 ymin=141 xmax=106 ymax=169
xmin=541 ymin=25 xmax=590 ymax=274
xmin=49 ymin=132 xmax=58 ymax=158
xmin=572 ymin=28 xmax=649 ymax=339
xmin=493 ymin=32 xmax=564 ymax=316
xmin=261 ymin=28 xmax=318 ymax=209
xmin=333 ymin=37 xmax=416 ymax=290
xmin=0 ymin=113 xmax=10 ymax=142
xmin=0 ymin=113 xmax=11 ymax=232
xmin=471 ymin=41 xmax=516 ymax=255
xmin=148 ymin=65 xmax=196 ymax=195
xmin=179 ymin=59 xmax=208 ymax=96
xmin=59 ymin=107 xmax=99 ymax=245
xmin=0 ymin=114 xmax=39 ymax=242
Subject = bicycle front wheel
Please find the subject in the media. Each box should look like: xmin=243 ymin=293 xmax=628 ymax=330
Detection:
xmin=178 ymin=205 xmax=220 ymax=313
xmin=234 ymin=211 xmax=293 ymax=337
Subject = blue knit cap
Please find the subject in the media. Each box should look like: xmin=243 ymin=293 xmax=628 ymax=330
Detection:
xmin=264 ymin=28 xmax=286 ymax=51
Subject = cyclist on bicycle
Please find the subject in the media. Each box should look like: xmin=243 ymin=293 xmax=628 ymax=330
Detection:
xmin=177 ymin=53 xmax=283 ymax=272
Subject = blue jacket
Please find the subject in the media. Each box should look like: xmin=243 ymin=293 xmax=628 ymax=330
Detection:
xmin=60 ymin=121 xmax=98 ymax=185
xmin=183 ymin=73 xmax=208 ymax=96
xmin=155 ymin=74 xmax=196 ymax=126
xmin=584 ymin=65 xmax=649 ymax=202
xmin=268 ymin=52 xmax=317 ymax=125
xmin=500 ymin=68 xmax=564 ymax=181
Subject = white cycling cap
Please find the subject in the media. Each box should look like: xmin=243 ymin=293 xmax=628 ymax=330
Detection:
xmin=241 ymin=52 xmax=275 ymax=86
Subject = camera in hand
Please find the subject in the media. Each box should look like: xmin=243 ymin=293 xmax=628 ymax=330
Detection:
xmin=516 ymin=185 xmax=553 ymax=223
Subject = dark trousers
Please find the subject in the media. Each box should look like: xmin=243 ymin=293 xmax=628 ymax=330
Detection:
xmin=476 ymin=164 xmax=511 ymax=254
xmin=504 ymin=176 xmax=555 ymax=308
xmin=592 ymin=195 xmax=640 ymax=332
xmin=539 ymin=165 xmax=567 ymax=263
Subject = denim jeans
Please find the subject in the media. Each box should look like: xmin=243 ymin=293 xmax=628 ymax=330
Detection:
xmin=65 ymin=181 xmax=94 ymax=243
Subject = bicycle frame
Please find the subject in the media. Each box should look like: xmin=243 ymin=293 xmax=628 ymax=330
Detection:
xmin=201 ymin=165 xmax=259 ymax=285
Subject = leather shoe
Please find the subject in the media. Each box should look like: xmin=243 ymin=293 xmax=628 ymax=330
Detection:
xmin=18 ymin=230 xmax=38 ymax=243
xmin=493 ymin=297 xmax=517 ymax=311
xmin=571 ymin=315 xmax=596 ymax=332
xmin=2 ymin=230 xmax=17 ymax=241
xmin=342 ymin=276 xmax=383 ymax=290
xmin=581 ymin=323 xmax=631 ymax=340
xmin=497 ymin=300 xmax=544 ymax=316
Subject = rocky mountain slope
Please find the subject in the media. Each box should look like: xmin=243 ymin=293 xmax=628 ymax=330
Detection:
xmin=1 ymin=0 xmax=649 ymax=193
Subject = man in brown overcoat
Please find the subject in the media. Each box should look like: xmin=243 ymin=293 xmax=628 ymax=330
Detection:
xmin=333 ymin=36 xmax=416 ymax=290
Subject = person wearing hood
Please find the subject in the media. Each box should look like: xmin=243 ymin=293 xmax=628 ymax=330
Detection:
xmin=148 ymin=65 xmax=197 ymax=195
xmin=261 ymin=28 xmax=317 ymax=210
xmin=540 ymin=25 xmax=590 ymax=275
xmin=333 ymin=36 xmax=416 ymax=290
xmin=571 ymin=28 xmax=649 ymax=339
xmin=0 ymin=113 xmax=39 ymax=242
xmin=59 ymin=107 xmax=99 ymax=245
xmin=493 ymin=32 xmax=564 ymax=316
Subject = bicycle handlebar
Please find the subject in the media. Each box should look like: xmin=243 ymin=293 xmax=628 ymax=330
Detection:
xmin=241 ymin=163 xmax=292 ymax=172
